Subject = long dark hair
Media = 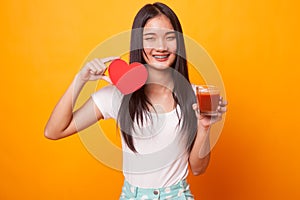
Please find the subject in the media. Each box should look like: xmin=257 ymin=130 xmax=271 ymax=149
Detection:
xmin=118 ymin=2 xmax=197 ymax=152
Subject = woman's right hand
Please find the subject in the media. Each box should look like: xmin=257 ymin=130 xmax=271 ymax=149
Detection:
xmin=78 ymin=56 xmax=119 ymax=83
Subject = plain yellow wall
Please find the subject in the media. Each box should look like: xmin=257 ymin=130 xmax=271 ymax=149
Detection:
xmin=1 ymin=0 xmax=300 ymax=199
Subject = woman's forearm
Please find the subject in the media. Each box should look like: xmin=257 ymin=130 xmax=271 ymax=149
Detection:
xmin=189 ymin=125 xmax=211 ymax=176
xmin=44 ymin=75 xmax=86 ymax=139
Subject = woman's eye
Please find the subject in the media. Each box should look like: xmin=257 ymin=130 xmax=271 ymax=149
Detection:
xmin=166 ymin=36 xmax=176 ymax=41
xmin=144 ymin=37 xmax=155 ymax=41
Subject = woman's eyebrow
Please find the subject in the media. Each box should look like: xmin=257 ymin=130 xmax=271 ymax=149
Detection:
xmin=166 ymin=31 xmax=176 ymax=35
xmin=143 ymin=31 xmax=176 ymax=36
xmin=143 ymin=32 xmax=156 ymax=36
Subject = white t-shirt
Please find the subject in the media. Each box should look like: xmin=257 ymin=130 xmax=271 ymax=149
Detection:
xmin=91 ymin=85 xmax=191 ymax=188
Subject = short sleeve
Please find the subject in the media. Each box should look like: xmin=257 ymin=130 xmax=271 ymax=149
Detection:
xmin=91 ymin=85 xmax=123 ymax=120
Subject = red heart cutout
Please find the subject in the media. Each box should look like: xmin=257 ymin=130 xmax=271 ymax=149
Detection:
xmin=108 ymin=59 xmax=148 ymax=94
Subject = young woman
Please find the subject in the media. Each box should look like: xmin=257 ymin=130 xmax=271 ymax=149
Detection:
xmin=45 ymin=2 xmax=227 ymax=199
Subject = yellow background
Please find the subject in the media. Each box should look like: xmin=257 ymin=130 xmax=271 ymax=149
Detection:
xmin=1 ymin=0 xmax=299 ymax=199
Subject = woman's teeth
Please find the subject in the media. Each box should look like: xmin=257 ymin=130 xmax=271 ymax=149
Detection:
xmin=153 ymin=55 xmax=168 ymax=58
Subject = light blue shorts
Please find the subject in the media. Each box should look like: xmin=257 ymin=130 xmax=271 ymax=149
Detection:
xmin=119 ymin=179 xmax=194 ymax=200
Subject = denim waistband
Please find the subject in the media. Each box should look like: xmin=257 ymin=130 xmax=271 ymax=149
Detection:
xmin=120 ymin=179 xmax=194 ymax=200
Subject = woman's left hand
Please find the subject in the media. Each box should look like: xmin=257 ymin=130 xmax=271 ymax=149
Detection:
xmin=192 ymin=97 xmax=228 ymax=129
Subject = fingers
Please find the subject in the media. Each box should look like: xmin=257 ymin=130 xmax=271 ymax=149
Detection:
xmin=214 ymin=97 xmax=227 ymax=120
xmin=192 ymin=103 xmax=205 ymax=120
xmin=192 ymin=103 xmax=198 ymax=111
xmin=218 ymin=96 xmax=228 ymax=113
xmin=85 ymin=56 xmax=119 ymax=77
xmin=219 ymin=99 xmax=228 ymax=107
xmin=94 ymin=59 xmax=106 ymax=71
xmin=219 ymin=96 xmax=228 ymax=106
xmin=100 ymin=56 xmax=120 ymax=63
xmin=192 ymin=103 xmax=200 ymax=116
xmin=88 ymin=60 xmax=103 ymax=75
xmin=217 ymin=105 xmax=227 ymax=113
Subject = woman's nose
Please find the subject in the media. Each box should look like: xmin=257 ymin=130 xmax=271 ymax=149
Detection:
xmin=155 ymin=38 xmax=167 ymax=51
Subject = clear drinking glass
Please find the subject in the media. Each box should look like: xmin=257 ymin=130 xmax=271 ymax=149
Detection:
xmin=196 ymin=85 xmax=220 ymax=116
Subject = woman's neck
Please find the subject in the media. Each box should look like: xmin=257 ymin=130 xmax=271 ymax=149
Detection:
xmin=145 ymin=67 xmax=174 ymax=94
xmin=144 ymin=67 xmax=176 ymax=112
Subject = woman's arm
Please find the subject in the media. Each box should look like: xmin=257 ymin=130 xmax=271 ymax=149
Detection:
xmin=44 ymin=56 xmax=118 ymax=140
xmin=189 ymin=99 xmax=227 ymax=175
xmin=188 ymin=123 xmax=211 ymax=176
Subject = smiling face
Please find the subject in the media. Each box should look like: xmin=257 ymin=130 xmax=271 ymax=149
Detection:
xmin=142 ymin=14 xmax=177 ymax=70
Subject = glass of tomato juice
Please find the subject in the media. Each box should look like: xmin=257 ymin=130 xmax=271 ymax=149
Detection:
xmin=196 ymin=85 xmax=220 ymax=116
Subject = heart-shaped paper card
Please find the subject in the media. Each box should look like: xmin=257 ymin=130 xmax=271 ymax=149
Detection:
xmin=108 ymin=59 xmax=148 ymax=94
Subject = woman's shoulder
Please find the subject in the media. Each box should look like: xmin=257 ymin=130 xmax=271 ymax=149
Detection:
xmin=91 ymin=85 xmax=123 ymax=119
xmin=92 ymin=84 xmax=123 ymax=101
xmin=94 ymin=84 xmax=121 ymax=95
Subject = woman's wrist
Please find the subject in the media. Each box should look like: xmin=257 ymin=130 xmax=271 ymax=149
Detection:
xmin=74 ymin=73 xmax=88 ymax=86
xmin=197 ymin=120 xmax=210 ymax=132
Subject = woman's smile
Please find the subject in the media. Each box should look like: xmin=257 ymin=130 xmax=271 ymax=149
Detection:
xmin=152 ymin=53 xmax=170 ymax=61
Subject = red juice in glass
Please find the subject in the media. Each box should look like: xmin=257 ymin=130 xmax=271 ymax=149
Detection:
xmin=196 ymin=85 xmax=220 ymax=115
